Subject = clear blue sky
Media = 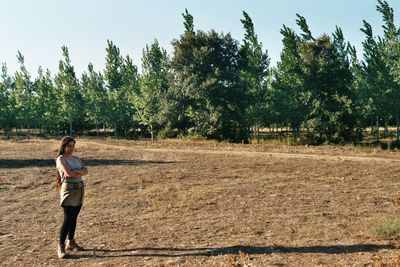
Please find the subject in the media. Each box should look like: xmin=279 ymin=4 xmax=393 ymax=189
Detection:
xmin=0 ymin=0 xmax=399 ymax=77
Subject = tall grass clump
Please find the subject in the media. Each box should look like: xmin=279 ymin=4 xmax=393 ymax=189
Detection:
xmin=370 ymin=219 xmax=400 ymax=240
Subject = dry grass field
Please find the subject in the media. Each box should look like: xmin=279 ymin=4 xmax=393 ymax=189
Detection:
xmin=2 ymin=138 xmax=400 ymax=266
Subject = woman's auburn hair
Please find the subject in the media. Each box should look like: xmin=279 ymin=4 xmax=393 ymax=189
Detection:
xmin=55 ymin=136 xmax=76 ymax=191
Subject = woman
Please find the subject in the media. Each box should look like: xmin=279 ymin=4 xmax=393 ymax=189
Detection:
xmin=56 ymin=136 xmax=88 ymax=259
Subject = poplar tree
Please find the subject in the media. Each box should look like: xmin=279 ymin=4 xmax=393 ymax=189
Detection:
xmin=121 ymin=55 xmax=140 ymax=133
xmin=361 ymin=20 xmax=387 ymax=141
xmin=81 ymin=63 xmax=107 ymax=135
xmin=35 ymin=67 xmax=59 ymax=135
xmin=55 ymin=46 xmax=84 ymax=135
xmin=0 ymin=64 xmax=14 ymax=138
xmin=135 ymin=39 xmax=168 ymax=141
xmin=272 ymin=25 xmax=308 ymax=138
xmin=161 ymin=9 xmax=196 ymax=134
xmin=376 ymin=0 xmax=400 ymax=141
xmin=104 ymin=40 xmax=133 ymax=136
xmin=14 ymin=51 xmax=35 ymax=137
xmin=348 ymin=43 xmax=368 ymax=138
xmin=239 ymin=11 xmax=270 ymax=139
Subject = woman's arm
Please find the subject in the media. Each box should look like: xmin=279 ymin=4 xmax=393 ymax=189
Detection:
xmin=75 ymin=157 xmax=88 ymax=176
xmin=57 ymin=156 xmax=83 ymax=179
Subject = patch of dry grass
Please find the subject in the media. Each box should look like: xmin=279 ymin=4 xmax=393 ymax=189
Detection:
xmin=1 ymin=138 xmax=400 ymax=266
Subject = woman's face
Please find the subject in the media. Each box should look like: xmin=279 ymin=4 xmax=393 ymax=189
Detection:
xmin=64 ymin=141 xmax=75 ymax=155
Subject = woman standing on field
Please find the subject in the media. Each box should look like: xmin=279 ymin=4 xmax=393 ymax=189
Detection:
xmin=55 ymin=136 xmax=88 ymax=259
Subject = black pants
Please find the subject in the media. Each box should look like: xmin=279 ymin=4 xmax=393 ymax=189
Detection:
xmin=59 ymin=205 xmax=82 ymax=244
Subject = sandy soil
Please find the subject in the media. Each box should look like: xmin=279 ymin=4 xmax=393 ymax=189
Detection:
xmin=1 ymin=138 xmax=400 ymax=266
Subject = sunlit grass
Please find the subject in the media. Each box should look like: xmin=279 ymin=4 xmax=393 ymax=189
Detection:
xmin=370 ymin=218 xmax=400 ymax=240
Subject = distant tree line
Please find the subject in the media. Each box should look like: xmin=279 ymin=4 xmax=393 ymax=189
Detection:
xmin=0 ymin=0 xmax=399 ymax=144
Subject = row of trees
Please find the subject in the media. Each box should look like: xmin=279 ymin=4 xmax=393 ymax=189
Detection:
xmin=0 ymin=0 xmax=399 ymax=144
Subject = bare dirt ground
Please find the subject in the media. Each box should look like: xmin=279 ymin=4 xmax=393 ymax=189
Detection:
xmin=1 ymin=138 xmax=400 ymax=266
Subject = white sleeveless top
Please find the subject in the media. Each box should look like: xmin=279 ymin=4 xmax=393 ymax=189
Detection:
xmin=57 ymin=155 xmax=83 ymax=183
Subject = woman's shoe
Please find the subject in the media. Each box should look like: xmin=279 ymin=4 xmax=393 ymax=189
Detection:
xmin=66 ymin=239 xmax=84 ymax=251
xmin=57 ymin=244 xmax=67 ymax=259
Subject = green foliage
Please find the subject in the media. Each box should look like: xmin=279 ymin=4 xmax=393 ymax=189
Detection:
xmin=35 ymin=67 xmax=60 ymax=133
xmin=104 ymin=40 xmax=136 ymax=136
xmin=134 ymin=39 xmax=168 ymax=140
xmin=81 ymin=63 xmax=108 ymax=132
xmin=295 ymin=14 xmax=314 ymax=42
xmin=239 ymin=11 xmax=270 ymax=138
xmin=13 ymin=51 xmax=38 ymax=137
xmin=1 ymin=1 xmax=400 ymax=144
xmin=121 ymin=55 xmax=140 ymax=128
xmin=301 ymin=35 xmax=357 ymax=144
xmin=271 ymin=25 xmax=307 ymax=137
xmin=182 ymin=9 xmax=194 ymax=36
xmin=167 ymin=12 xmax=250 ymax=142
xmin=0 ymin=64 xmax=15 ymax=137
xmin=360 ymin=0 xmax=400 ymax=140
xmin=55 ymin=46 xmax=85 ymax=135
xmin=104 ymin=40 xmax=123 ymax=90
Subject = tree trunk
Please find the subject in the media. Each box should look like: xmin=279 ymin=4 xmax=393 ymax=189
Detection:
xmin=385 ymin=119 xmax=390 ymax=150
xmin=114 ymin=123 xmax=117 ymax=137
xmin=370 ymin=118 xmax=374 ymax=136
xmin=397 ymin=112 xmax=399 ymax=142
xmin=292 ymin=125 xmax=298 ymax=140
xmin=95 ymin=122 xmax=99 ymax=136
xmin=150 ymin=125 xmax=154 ymax=143
xmin=384 ymin=119 xmax=389 ymax=137
xmin=69 ymin=120 xmax=73 ymax=136
xmin=256 ymin=124 xmax=260 ymax=141
xmin=6 ymin=123 xmax=10 ymax=139
xmin=376 ymin=116 xmax=380 ymax=142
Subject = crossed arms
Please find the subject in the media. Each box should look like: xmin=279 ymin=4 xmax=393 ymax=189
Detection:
xmin=57 ymin=156 xmax=88 ymax=179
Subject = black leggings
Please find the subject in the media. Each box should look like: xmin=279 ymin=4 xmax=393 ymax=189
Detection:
xmin=59 ymin=205 xmax=82 ymax=244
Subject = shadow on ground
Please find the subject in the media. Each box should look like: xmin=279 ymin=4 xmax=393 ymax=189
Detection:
xmin=66 ymin=244 xmax=395 ymax=259
xmin=0 ymin=159 xmax=180 ymax=168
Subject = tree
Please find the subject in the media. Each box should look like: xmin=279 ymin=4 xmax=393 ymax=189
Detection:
xmin=0 ymin=64 xmax=14 ymax=138
xmin=81 ymin=63 xmax=107 ymax=135
xmin=104 ymin=40 xmax=134 ymax=136
xmin=55 ymin=46 xmax=84 ymax=135
xmin=121 ymin=55 xmax=140 ymax=133
xmin=168 ymin=11 xmax=249 ymax=141
xmin=271 ymin=25 xmax=308 ymax=139
xmin=239 ymin=11 xmax=270 ymax=139
xmin=376 ymin=0 xmax=400 ymax=141
xmin=161 ymin=10 xmax=197 ymax=134
xmin=361 ymin=20 xmax=391 ymax=141
xmin=182 ymin=8 xmax=194 ymax=36
xmin=134 ymin=39 xmax=168 ymax=141
xmin=348 ymin=43 xmax=369 ymax=139
xmin=293 ymin=15 xmax=357 ymax=144
xmin=35 ymin=67 xmax=60 ymax=135
xmin=13 ymin=51 xmax=36 ymax=137
xmin=301 ymin=34 xmax=356 ymax=144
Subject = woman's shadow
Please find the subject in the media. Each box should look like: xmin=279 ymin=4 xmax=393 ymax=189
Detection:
xmin=67 ymin=243 xmax=395 ymax=259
